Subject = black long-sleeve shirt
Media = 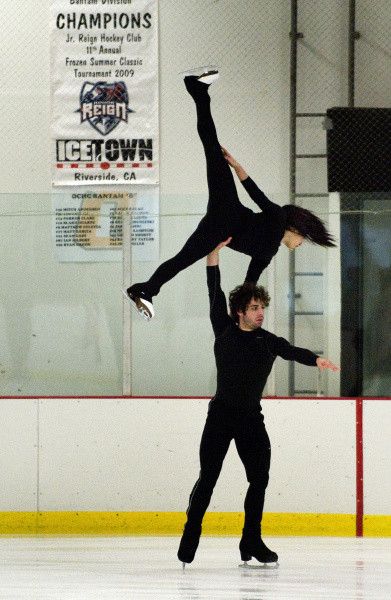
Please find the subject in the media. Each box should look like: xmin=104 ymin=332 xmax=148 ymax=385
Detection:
xmin=207 ymin=265 xmax=318 ymax=412
xmin=227 ymin=177 xmax=286 ymax=283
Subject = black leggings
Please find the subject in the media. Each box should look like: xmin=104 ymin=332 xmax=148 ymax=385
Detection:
xmin=143 ymin=86 xmax=246 ymax=297
xmin=184 ymin=404 xmax=271 ymax=533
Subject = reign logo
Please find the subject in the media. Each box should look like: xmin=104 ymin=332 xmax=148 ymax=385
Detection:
xmin=77 ymin=80 xmax=134 ymax=135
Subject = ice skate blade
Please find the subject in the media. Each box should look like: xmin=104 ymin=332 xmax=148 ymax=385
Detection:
xmin=181 ymin=65 xmax=219 ymax=84
xmin=122 ymin=289 xmax=154 ymax=322
xmin=197 ymin=71 xmax=219 ymax=85
xmin=239 ymin=560 xmax=279 ymax=570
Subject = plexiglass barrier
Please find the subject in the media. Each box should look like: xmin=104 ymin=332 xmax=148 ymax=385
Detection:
xmin=0 ymin=192 xmax=390 ymax=397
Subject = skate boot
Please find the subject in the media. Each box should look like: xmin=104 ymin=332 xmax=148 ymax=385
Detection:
xmin=239 ymin=528 xmax=278 ymax=568
xmin=183 ymin=65 xmax=219 ymax=85
xmin=123 ymin=284 xmax=154 ymax=321
xmin=177 ymin=523 xmax=202 ymax=568
xmin=183 ymin=67 xmax=219 ymax=101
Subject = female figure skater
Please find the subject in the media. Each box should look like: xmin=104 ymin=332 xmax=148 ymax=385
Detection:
xmin=125 ymin=69 xmax=335 ymax=320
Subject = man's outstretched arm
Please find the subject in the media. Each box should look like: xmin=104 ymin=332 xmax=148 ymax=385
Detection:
xmin=315 ymin=357 xmax=340 ymax=372
xmin=206 ymin=238 xmax=232 ymax=337
xmin=267 ymin=334 xmax=340 ymax=371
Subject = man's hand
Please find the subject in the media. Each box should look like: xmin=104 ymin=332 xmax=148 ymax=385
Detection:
xmin=207 ymin=237 xmax=232 ymax=266
xmin=316 ymin=357 xmax=340 ymax=372
xmin=215 ymin=237 xmax=232 ymax=252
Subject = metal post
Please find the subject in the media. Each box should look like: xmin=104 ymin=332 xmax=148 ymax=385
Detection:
xmin=122 ymin=196 xmax=133 ymax=396
xmin=288 ymin=0 xmax=302 ymax=395
xmin=348 ymin=0 xmax=357 ymax=107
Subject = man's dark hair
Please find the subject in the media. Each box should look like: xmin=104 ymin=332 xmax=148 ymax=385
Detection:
xmin=229 ymin=283 xmax=270 ymax=324
xmin=282 ymin=204 xmax=336 ymax=247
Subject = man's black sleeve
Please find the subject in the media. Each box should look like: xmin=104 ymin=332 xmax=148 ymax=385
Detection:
xmin=267 ymin=334 xmax=318 ymax=366
xmin=207 ymin=266 xmax=231 ymax=337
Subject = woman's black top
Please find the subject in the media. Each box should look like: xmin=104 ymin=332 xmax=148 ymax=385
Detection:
xmin=228 ymin=177 xmax=287 ymax=283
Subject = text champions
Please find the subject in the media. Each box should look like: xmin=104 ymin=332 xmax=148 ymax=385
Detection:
xmin=56 ymin=12 xmax=152 ymax=30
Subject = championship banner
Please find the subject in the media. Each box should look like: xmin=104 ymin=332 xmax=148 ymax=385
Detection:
xmin=52 ymin=187 xmax=159 ymax=261
xmin=51 ymin=0 xmax=159 ymax=186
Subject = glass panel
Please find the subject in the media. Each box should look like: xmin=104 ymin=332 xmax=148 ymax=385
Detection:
xmin=0 ymin=193 xmax=123 ymax=396
xmin=2 ymin=191 xmax=390 ymax=398
xmin=362 ymin=197 xmax=391 ymax=395
xmin=340 ymin=193 xmax=391 ymax=397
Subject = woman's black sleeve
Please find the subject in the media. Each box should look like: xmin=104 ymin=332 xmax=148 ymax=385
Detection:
xmin=241 ymin=177 xmax=283 ymax=215
xmin=245 ymin=257 xmax=271 ymax=284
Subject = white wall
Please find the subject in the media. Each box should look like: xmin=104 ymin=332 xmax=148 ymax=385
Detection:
xmin=364 ymin=402 xmax=391 ymax=515
xmin=0 ymin=397 xmax=389 ymax=516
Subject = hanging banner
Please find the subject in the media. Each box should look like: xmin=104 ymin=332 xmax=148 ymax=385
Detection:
xmin=51 ymin=0 xmax=159 ymax=186
xmin=52 ymin=187 xmax=159 ymax=262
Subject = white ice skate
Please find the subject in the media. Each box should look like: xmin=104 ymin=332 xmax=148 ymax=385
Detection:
xmin=122 ymin=288 xmax=155 ymax=322
xmin=182 ymin=65 xmax=219 ymax=85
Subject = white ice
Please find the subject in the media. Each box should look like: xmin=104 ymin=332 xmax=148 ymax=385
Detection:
xmin=0 ymin=536 xmax=390 ymax=599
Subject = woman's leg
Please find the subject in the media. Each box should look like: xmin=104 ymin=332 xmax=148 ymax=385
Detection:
xmin=131 ymin=216 xmax=222 ymax=297
xmin=184 ymin=76 xmax=242 ymax=219
xmin=126 ymin=77 xmax=240 ymax=314
xmin=133 ymin=79 xmax=241 ymax=297
xmin=125 ymin=215 xmax=227 ymax=318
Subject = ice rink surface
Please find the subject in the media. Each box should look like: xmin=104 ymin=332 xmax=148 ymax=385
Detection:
xmin=0 ymin=536 xmax=390 ymax=599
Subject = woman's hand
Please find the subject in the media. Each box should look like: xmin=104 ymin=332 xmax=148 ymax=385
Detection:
xmin=221 ymin=147 xmax=248 ymax=181
xmin=221 ymin=147 xmax=239 ymax=169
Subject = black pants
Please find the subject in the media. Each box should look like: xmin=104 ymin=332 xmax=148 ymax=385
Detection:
xmin=143 ymin=85 xmax=247 ymax=297
xmin=184 ymin=403 xmax=271 ymax=533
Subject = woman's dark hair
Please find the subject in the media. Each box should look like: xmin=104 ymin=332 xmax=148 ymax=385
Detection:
xmin=282 ymin=204 xmax=336 ymax=247
xmin=229 ymin=283 xmax=270 ymax=324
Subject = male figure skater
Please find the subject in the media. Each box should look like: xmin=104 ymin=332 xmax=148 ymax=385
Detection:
xmin=125 ymin=69 xmax=335 ymax=320
xmin=177 ymin=238 xmax=339 ymax=567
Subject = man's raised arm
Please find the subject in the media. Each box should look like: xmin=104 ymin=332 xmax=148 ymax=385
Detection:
xmin=206 ymin=238 xmax=232 ymax=338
